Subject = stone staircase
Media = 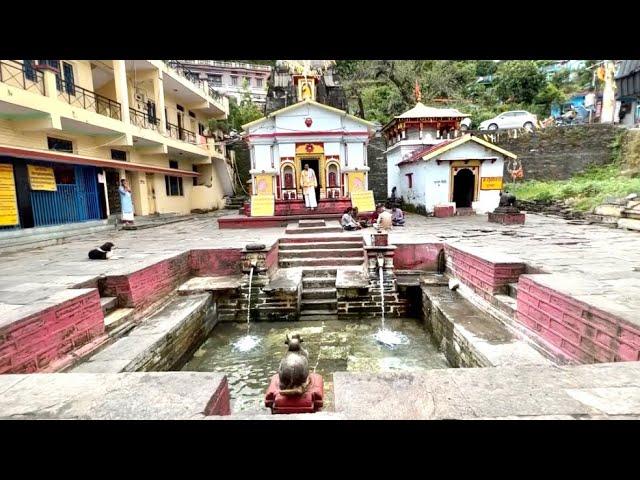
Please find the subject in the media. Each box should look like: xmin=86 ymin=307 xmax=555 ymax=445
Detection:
xmin=225 ymin=195 xmax=247 ymax=211
xmin=285 ymin=218 xmax=342 ymax=234
xmin=300 ymin=269 xmax=338 ymax=320
xmin=99 ymin=294 xmax=135 ymax=337
xmin=278 ymin=236 xmax=365 ymax=268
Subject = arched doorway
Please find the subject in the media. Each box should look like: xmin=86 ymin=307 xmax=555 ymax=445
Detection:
xmin=453 ymin=168 xmax=475 ymax=208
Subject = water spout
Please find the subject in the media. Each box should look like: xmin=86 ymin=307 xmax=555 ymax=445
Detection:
xmin=373 ymin=255 xmax=409 ymax=348
xmin=232 ymin=265 xmax=260 ymax=352
xmin=378 ymin=260 xmax=385 ymax=329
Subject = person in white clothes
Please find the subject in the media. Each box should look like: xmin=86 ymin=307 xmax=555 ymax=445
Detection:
xmin=300 ymin=164 xmax=318 ymax=210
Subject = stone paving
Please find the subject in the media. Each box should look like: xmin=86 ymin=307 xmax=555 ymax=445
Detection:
xmin=1 ymin=210 xmax=639 ymax=326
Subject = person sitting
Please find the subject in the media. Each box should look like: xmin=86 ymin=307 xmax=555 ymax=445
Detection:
xmin=374 ymin=206 xmax=393 ymax=232
xmin=351 ymin=206 xmax=368 ymax=228
xmin=341 ymin=207 xmax=361 ymax=231
xmin=391 ymin=206 xmax=405 ymax=226
xmin=369 ymin=203 xmax=384 ymax=226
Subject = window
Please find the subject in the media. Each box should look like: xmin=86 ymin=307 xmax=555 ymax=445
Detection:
xmin=192 ymin=165 xmax=198 ymax=186
xmin=209 ymin=74 xmax=222 ymax=86
xmin=406 ymin=173 xmax=413 ymax=189
xmin=244 ymin=77 xmax=251 ymax=86
xmin=47 ymin=137 xmax=73 ymax=153
xmin=23 ymin=60 xmax=37 ymax=82
xmin=62 ymin=62 xmax=75 ymax=95
xmin=256 ymin=78 xmax=263 ymax=88
xmin=176 ymin=104 xmax=184 ymax=112
xmin=53 ymin=165 xmax=75 ymax=184
xmin=165 ymin=160 xmax=184 ymax=196
xmin=230 ymin=76 xmax=238 ymax=86
xmin=188 ymin=111 xmax=196 ymax=119
xmin=43 ymin=60 xmax=62 ymax=91
xmin=198 ymin=123 xmax=206 ymax=136
xmin=111 ymin=149 xmax=127 ymax=161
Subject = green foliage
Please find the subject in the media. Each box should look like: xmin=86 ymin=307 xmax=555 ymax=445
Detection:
xmin=510 ymin=163 xmax=640 ymax=211
xmin=494 ymin=61 xmax=546 ymax=104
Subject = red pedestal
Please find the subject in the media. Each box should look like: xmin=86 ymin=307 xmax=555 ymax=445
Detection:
xmin=264 ymin=373 xmax=324 ymax=414
xmin=434 ymin=206 xmax=455 ymax=218
xmin=488 ymin=212 xmax=526 ymax=225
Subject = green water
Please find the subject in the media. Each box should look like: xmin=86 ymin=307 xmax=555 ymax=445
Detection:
xmin=181 ymin=318 xmax=450 ymax=413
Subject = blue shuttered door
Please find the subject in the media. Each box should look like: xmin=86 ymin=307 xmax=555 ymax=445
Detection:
xmin=30 ymin=164 xmax=102 ymax=227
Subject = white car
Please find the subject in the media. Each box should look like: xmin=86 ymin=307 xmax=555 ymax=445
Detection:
xmin=479 ymin=111 xmax=538 ymax=131
xmin=460 ymin=117 xmax=472 ymax=131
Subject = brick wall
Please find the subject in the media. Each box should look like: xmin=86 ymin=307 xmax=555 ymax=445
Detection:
xmin=394 ymin=244 xmax=444 ymax=271
xmin=0 ymin=289 xmax=104 ymax=374
xmin=445 ymin=244 xmax=525 ymax=300
xmin=104 ymin=253 xmax=191 ymax=310
xmin=189 ymin=248 xmax=243 ymax=276
xmin=517 ymin=275 xmax=640 ymax=363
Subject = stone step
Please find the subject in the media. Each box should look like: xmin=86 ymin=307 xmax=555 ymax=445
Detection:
xmin=302 ymin=268 xmax=337 ymax=278
xmin=299 ymin=219 xmax=326 ymax=228
xmin=300 ymin=309 xmax=339 ymax=317
xmin=507 ymin=283 xmax=519 ymax=299
xmin=456 ymin=208 xmax=476 ymax=216
xmin=279 ymin=241 xmax=363 ymax=250
xmin=494 ymin=294 xmax=517 ymax=316
xmin=279 ymin=248 xmax=364 ymax=259
xmin=279 ymin=236 xmax=362 ymax=244
xmin=299 ymin=314 xmax=339 ymax=321
xmin=100 ymin=296 xmax=118 ymax=315
xmin=103 ymin=308 xmax=135 ymax=333
xmin=301 ymin=298 xmax=338 ymax=310
xmin=285 ymin=225 xmax=343 ymax=234
xmin=302 ymin=288 xmax=337 ymax=300
xmin=280 ymin=257 xmax=364 ymax=268
xmin=302 ymin=278 xmax=336 ymax=289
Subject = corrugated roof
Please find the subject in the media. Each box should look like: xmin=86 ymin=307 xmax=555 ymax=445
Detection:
xmin=615 ymin=60 xmax=640 ymax=79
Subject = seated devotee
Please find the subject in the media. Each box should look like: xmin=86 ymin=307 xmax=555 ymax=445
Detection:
xmin=369 ymin=203 xmax=384 ymax=226
xmin=351 ymin=207 xmax=368 ymax=228
xmin=374 ymin=206 xmax=393 ymax=232
xmin=392 ymin=206 xmax=405 ymax=226
xmin=341 ymin=207 xmax=361 ymax=231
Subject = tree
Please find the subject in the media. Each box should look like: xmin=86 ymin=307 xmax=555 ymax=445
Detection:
xmin=209 ymin=81 xmax=263 ymax=134
xmin=494 ymin=61 xmax=546 ymax=104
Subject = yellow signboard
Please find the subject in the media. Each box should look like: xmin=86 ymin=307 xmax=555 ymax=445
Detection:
xmin=350 ymin=190 xmax=375 ymax=213
xmin=254 ymin=175 xmax=273 ymax=196
xmin=27 ymin=165 xmax=57 ymax=191
xmin=348 ymin=172 xmax=366 ymax=193
xmin=480 ymin=177 xmax=503 ymax=190
xmin=251 ymin=195 xmax=275 ymax=217
xmin=0 ymin=163 xmax=19 ymax=226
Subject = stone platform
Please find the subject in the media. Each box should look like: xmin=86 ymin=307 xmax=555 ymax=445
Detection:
xmin=488 ymin=211 xmax=526 ymax=225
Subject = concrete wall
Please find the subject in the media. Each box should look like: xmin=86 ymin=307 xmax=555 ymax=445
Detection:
xmin=494 ymin=124 xmax=622 ymax=181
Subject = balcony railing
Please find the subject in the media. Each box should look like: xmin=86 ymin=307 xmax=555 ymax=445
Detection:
xmin=163 ymin=60 xmax=225 ymax=102
xmin=0 ymin=60 xmax=45 ymax=95
xmin=129 ymin=107 xmax=160 ymax=130
xmin=166 ymin=122 xmax=196 ymax=144
xmin=57 ymin=79 xmax=121 ymax=120
xmin=178 ymin=60 xmax=272 ymax=72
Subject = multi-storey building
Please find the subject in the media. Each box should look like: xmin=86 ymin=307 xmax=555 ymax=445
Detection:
xmin=0 ymin=60 xmax=233 ymax=231
xmin=173 ymin=60 xmax=271 ymax=106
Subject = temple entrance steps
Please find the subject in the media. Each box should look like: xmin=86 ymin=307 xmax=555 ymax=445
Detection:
xmin=278 ymin=236 xmax=365 ymax=268
xmin=225 ymin=195 xmax=247 ymax=210
xmin=300 ymin=269 xmax=338 ymax=320
xmin=285 ymin=219 xmax=343 ymax=234
xmin=455 ymin=207 xmax=476 ymax=216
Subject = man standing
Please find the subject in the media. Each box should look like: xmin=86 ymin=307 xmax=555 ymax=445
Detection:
xmin=300 ymin=163 xmax=318 ymax=210
xmin=118 ymin=178 xmax=134 ymax=225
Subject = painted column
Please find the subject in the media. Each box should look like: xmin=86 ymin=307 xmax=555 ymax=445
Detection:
xmin=112 ymin=60 xmax=131 ymax=128
xmin=153 ymin=71 xmax=167 ymax=135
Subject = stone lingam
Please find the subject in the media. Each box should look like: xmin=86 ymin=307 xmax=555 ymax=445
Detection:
xmin=488 ymin=191 xmax=526 ymax=225
xmin=265 ymin=334 xmax=324 ymax=414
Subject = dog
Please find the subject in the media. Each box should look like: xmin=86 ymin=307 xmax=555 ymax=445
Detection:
xmin=88 ymin=242 xmax=115 ymax=260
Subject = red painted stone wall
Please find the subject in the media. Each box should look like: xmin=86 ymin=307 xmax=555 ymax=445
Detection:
xmin=189 ymin=249 xmax=243 ymax=277
xmin=445 ymin=245 xmax=526 ymax=300
xmin=204 ymin=376 xmax=231 ymax=415
xmin=394 ymin=244 xmax=444 ymax=271
xmin=517 ymin=275 xmax=640 ymax=363
xmin=0 ymin=290 xmax=104 ymax=374
xmin=104 ymin=253 xmax=191 ymax=309
xmin=265 ymin=243 xmax=279 ymax=276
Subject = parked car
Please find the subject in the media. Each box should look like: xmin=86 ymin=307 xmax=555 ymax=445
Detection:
xmin=460 ymin=117 xmax=472 ymax=131
xmin=479 ymin=111 xmax=538 ymax=131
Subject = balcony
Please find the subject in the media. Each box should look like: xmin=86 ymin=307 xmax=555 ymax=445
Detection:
xmin=57 ymin=79 xmax=121 ymax=120
xmin=162 ymin=60 xmax=228 ymax=115
xmin=0 ymin=60 xmax=45 ymax=95
xmin=129 ymin=107 xmax=160 ymax=131
xmin=166 ymin=122 xmax=196 ymax=144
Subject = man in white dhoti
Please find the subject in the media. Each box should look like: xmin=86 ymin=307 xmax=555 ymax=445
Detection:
xmin=300 ymin=164 xmax=318 ymax=210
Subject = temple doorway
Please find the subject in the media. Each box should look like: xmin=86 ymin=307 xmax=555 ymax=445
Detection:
xmin=301 ymin=158 xmax=320 ymax=201
xmin=452 ymin=168 xmax=475 ymax=208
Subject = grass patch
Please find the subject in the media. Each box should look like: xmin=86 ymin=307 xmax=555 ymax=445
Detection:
xmin=508 ymin=163 xmax=640 ymax=211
